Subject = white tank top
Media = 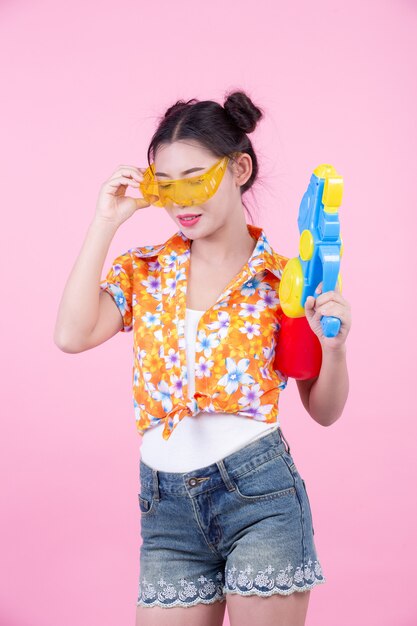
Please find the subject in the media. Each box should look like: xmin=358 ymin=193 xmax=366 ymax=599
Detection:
xmin=139 ymin=308 xmax=279 ymax=472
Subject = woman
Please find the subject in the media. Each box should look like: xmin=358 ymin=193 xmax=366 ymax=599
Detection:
xmin=54 ymin=90 xmax=351 ymax=626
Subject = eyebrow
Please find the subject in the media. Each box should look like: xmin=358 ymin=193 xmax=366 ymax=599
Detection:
xmin=155 ymin=166 xmax=206 ymax=178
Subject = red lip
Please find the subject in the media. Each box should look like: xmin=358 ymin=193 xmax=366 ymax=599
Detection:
xmin=177 ymin=213 xmax=202 ymax=218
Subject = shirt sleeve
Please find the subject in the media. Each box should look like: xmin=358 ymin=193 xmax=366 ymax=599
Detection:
xmin=99 ymin=249 xmax=134 ymax=332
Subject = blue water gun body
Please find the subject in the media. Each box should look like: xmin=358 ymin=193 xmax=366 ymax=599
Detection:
xmin=278 ymin=164 xmax=344 ymax=338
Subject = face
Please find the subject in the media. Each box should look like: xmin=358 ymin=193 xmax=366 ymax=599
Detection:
xmin=153 ymin=140 xmax=252 ymax=238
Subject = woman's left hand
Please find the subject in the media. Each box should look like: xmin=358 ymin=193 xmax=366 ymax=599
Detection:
xmin=304 ymin=282 xmax=351 ymax=351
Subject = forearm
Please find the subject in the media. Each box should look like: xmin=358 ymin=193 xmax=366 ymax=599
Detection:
xmin=53 ymin=217 xmax=119 ymax=348
xmin=308 ymin=344 xmax=349 ymax=427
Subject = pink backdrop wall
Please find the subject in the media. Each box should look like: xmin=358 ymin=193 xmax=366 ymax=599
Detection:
xmin=1 ymin=0 xmax=416 ymax=624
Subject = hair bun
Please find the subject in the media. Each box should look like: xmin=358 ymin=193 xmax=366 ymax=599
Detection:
xmin=223 ymin=90 xmax=263 ymax=133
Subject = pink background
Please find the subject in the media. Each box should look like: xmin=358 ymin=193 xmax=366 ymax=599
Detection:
xmin=1 ymin=0 xmax=416 ymax=624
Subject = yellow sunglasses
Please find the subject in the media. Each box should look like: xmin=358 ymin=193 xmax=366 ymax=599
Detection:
xmin=139 ymin=154 xmax=233 ymax=208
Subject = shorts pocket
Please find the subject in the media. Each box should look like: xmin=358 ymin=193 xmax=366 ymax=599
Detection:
xmin=232 ymin=453 xmax=297 ymax=502
xmin=281 ymin=452 xmax=315 ymax=535
xmin=138 ymin=493 xmax=156 ymax=516
xmin=301 ymin=478 xmax=315 ymax=535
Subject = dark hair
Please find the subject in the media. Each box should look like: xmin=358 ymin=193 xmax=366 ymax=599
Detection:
xmin=146 ymin=90 xmax=264 ymax=223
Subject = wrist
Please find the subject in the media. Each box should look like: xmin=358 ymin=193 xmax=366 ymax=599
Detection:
xmin=321 ymin=342 xmax=347 ymax=359
xmin=90 ymin=215 xmax=120 ymax=233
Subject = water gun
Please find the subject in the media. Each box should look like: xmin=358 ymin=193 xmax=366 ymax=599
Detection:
xmin=274 ymin=164 xmax=344 ymax=380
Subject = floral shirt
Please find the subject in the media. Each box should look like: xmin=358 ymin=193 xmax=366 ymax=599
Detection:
xmin=100 ymin=223 xmax=290 ymax=441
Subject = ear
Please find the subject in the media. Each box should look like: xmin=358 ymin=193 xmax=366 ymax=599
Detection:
xmin=233 ymin=152 xmax=252 ymax=187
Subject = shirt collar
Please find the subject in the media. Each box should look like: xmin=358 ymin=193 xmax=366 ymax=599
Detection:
xmin=157 ymin=223 xmax=287 ymax=278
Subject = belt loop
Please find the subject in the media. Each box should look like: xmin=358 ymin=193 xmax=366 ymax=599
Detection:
xmin=216 ymin=459 xmax=236 ymax=492
xmin=278 ymin=426 xmax=291 ymax=454
xmin=152 ymin=469 xmax=160 ymax=501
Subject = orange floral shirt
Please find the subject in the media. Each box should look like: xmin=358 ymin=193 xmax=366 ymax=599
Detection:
xmin=100 ymin=223 xmax=290 ymax=440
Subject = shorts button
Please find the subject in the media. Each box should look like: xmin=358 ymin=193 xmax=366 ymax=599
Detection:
xmin=188 ymin=477 xmax=198 ymax=487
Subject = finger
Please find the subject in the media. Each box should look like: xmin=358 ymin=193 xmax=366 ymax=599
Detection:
xmin=114 ymin=166 xmax=145 ymax=182
xmin=305 ymin=295 xmax=315 ymax=309
xmin=135 ymin=197 xmax=152 ymax=209
xmin=109 ymin=171 xmax=142 ymax=184
xmin=117 ymin=164 xmax=146 ymax=172
xmin=314 ymin=290 xmax=346 ymax=306
xmin=107 ymin=175 xmax=140 ymax=189
xmin=316 ymin=302 xmax=346 ymax=319
xmin=304 ymin=296 xmax=316 ymax=318
xmin=109 ymin=175 xmax=140 ymax=186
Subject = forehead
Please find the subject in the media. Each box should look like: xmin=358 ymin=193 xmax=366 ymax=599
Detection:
xmin=154 ymin=140 xmax=214 ymax=169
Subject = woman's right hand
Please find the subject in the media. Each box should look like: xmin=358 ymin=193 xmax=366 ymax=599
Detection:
xmin=95 ymin=164 xmax=157 ymax=226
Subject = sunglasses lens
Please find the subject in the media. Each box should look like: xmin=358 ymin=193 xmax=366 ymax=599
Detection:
xmin=140 ymin=168 xmax=163 ymax=206
xmin=140 ymin=156 xmax=229 ymax=207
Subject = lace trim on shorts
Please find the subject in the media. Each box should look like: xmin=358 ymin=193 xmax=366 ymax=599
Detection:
xmin=137 ymin=571 xmax=225 ymax=608
xmin=137 ymin=558 xmax=326 ymax=607
xmin=225 ymin=558 xmax=326 ymax=597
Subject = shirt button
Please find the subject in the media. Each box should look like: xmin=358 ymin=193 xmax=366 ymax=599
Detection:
xmin=188 ymin=477 xmax=198 ymax=487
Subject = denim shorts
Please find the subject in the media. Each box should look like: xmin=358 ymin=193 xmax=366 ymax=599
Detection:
xmin=137 ymin=426 xmax=326 ymax=608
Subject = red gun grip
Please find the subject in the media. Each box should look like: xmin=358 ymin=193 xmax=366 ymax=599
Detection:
xmin=274 ymin=314 xmax=322 ymax=380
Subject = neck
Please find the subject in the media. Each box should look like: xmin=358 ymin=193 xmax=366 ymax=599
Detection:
xmin=189 ymin=219 xmax=256 ymax=266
